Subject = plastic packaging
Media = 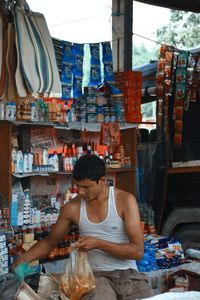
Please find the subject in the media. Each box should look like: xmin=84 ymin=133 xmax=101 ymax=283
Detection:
xmin=60 ymin=250 xmax=95 ymax=300
xmin=14 ymin=262 xmax=34 ymax=282
xmin=185 ymin=248 xmax=200 ymax=259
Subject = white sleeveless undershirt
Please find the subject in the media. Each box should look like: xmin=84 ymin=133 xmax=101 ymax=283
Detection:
xmin=79 ymin=186 xmax=138 ymax=271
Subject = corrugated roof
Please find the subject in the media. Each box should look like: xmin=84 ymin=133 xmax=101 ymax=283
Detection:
xmin=135 ymin=0 xmax=200 ymax=13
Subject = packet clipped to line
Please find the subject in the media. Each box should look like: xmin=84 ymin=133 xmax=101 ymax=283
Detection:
xmin=60 ymin=249 xmax=96 ymax=300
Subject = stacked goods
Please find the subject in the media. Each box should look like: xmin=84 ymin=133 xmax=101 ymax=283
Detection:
xmin=114 ymin=71 xmax=142 ymax=122
xmin=0 ymin=234 xmax=9 ymax=275
xmin=137 ymin=236 xmax=186 ymax=273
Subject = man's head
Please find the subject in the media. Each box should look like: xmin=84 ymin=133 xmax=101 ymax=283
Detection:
xmin=72 ymin=155 xmax=106 ymax=201
xmin=73 ymin=155 xmax=105 ymax=183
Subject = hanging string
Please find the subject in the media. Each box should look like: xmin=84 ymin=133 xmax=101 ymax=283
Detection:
xmin=132 ymin=33 xmax=162 ymax=46
xmin=53 ymin=32 xmax=178 ymax=53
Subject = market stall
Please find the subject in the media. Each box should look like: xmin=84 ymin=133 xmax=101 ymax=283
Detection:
xmin=0 ymin=0 xmax=200 ymax=299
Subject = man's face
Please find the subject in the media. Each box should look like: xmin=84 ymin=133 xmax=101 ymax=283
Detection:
xmin=74 ymin=178 xmax=103 ymax=202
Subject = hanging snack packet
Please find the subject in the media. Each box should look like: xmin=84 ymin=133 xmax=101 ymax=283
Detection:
xmin=88 ymin=43 xmax=101 ymax=87
xmin=61 ymin=62 xmax=73 ymax=83
xmin=89 ymin=64 xmax=101 ymax=87
xmin=102 ymin=42 xmax=115 ymax=84
xmin=177 ymin=51 xmax=189 ymax=68
xmin=73 ymin=44 xmax=84 ymax=98
xmin=90 ymin=43 xmax=100 ymax=65
xmin=62 ymin=80 xmax=72 ymax=100
xmin=73 ymin=76 xmax=83 ymax=99
xmin=73 ymin=43 xmax=84 ymax=76
xmin=61 ymin=41 xmax=74 ymax=100
xmin=62 ymin=41 xmax=74 ymax=63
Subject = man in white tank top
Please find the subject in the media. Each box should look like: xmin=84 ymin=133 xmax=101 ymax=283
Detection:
xmin=13 ymin=155 xmax=153 ymax=299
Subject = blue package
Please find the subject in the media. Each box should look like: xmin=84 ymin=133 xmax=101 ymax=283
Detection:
xmin=62 ymin=41 xmax=74 ymax=63
xmin=73 ymin=75 xmax=83 ymax=98
xmin=89 ymin=64 xmax=101 ymax=87
xmin=61 ymin=61 xmax=73 ymax=83
xmin=90 ymin=43 xmax=100 ymax=65
xmin=102 ymin=42 xmax=115 ymax=83
xmin=62 ymin=79 xmax=72 ymax=100
xmin=102 ymin=41 xmax=113 ymax=62
xmin=72 ymin=44 xmax=84 ymax=98
xmin=73 ymin=43 xmax=84 ymax=76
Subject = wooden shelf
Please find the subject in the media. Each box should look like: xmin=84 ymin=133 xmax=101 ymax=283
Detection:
xmin=168 ymin=166 xmax=200 ymax=174
xmin=106 ymin=167 xmax=135 ymax=173
xmin=0 ymin=120 xmax=138 ymax=132
xmin=12 ymin=171 xmax=72 ymax=178
xmin=13 ymin=167 xmax=135 ymax=178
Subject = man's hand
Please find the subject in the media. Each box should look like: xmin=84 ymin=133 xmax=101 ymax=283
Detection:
xmin=12 ymin=254 xmax=27 ymax=271
xmin=75 ymin=236 xmax=99 ymax=252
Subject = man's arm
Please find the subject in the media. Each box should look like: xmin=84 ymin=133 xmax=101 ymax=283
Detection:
xmin=12 ymin=202 xmax=74 ymax=269
xmin=75 ymin=193 xmax=144 ymax=260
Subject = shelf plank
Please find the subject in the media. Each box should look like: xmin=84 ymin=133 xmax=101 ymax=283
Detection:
xmin=0 ymin=120 xmax=138 ymax=132
xmin=13 ymin=167 xmax=135 ymax=178
xmin=168 ymin=166 xmax=200 ymax=174
xmin=106 ymin=167 xmax=135 ymax=173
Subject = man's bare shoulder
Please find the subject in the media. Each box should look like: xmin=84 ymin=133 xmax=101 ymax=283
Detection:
xmin=61 ymin=195 xmax=81 ymax=221
xmin=115 ymin=188 xmax=136 ymax=203
xmin=63 ymin=195 xmax=81 ymax=210
xmin=114 ymin=189 xmax=137 ymax=219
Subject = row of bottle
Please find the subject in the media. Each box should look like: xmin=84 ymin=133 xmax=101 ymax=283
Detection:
xmin=0 ymin=99 xmax=76 ymax=123
xmin=12 ymin=143 xmax=132 ymax=174
xmin=12 ymin=148 xmax=77 ymax=174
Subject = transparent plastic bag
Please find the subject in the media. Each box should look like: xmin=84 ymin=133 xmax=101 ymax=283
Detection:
xmin=60 ymin=250 xmax=96 ymax=300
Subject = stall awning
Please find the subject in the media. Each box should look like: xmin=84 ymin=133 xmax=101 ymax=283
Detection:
xmin=135 ymin=0 xmax=200 ymax=13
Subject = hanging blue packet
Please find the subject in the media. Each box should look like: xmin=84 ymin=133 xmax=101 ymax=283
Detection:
xmin=73 ymin=75 xmax=83 ymax=99
xmin=102 ymin=42 xmax=115 ymax=84
xmin=72 ymin=44 xmax=84 ymax=98
xmin=62 ymin=79 xmax=72 ymax=100
xmin=62 ymin=41 xmax=74 ymax=63
xmin=61 ymin=61 xmax=73 ymax=83
xmin=61 ymin=41 xmax=73 ymax=82
xmin=90 ymin=43 xmax=100 ymax=65
xmin=89 ymin=43 xmax=101 ymax=87
xmin=73 ymin=43 xmax=84 ymax=76
xmin=89 ymin=64 xmax=101 ymax=87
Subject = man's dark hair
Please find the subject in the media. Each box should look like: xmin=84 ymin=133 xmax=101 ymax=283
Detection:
xmin=73 ymin=155 xmax=105 ymax=183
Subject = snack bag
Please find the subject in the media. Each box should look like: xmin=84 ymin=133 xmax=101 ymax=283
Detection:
xmin=60 ymin=250 xmax=96 ymax=300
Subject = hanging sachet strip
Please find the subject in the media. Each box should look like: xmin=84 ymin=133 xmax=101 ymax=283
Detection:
xmin=102 ymin=41 xmax=115 ymax=84
xmin=88 ymin=43 xmax=101 ymax=87
xmin=61 ymin=41 xmax=73 ymax=100
xmin=72 ymin=43 xmax=84 ymax=99
xmin=186 ymin=55 xmax=200 ymax=104
xmin=156 ymin=44 xmax=174 ymax=144
xmin=173 ymin=50 xmax=189 ymax=147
